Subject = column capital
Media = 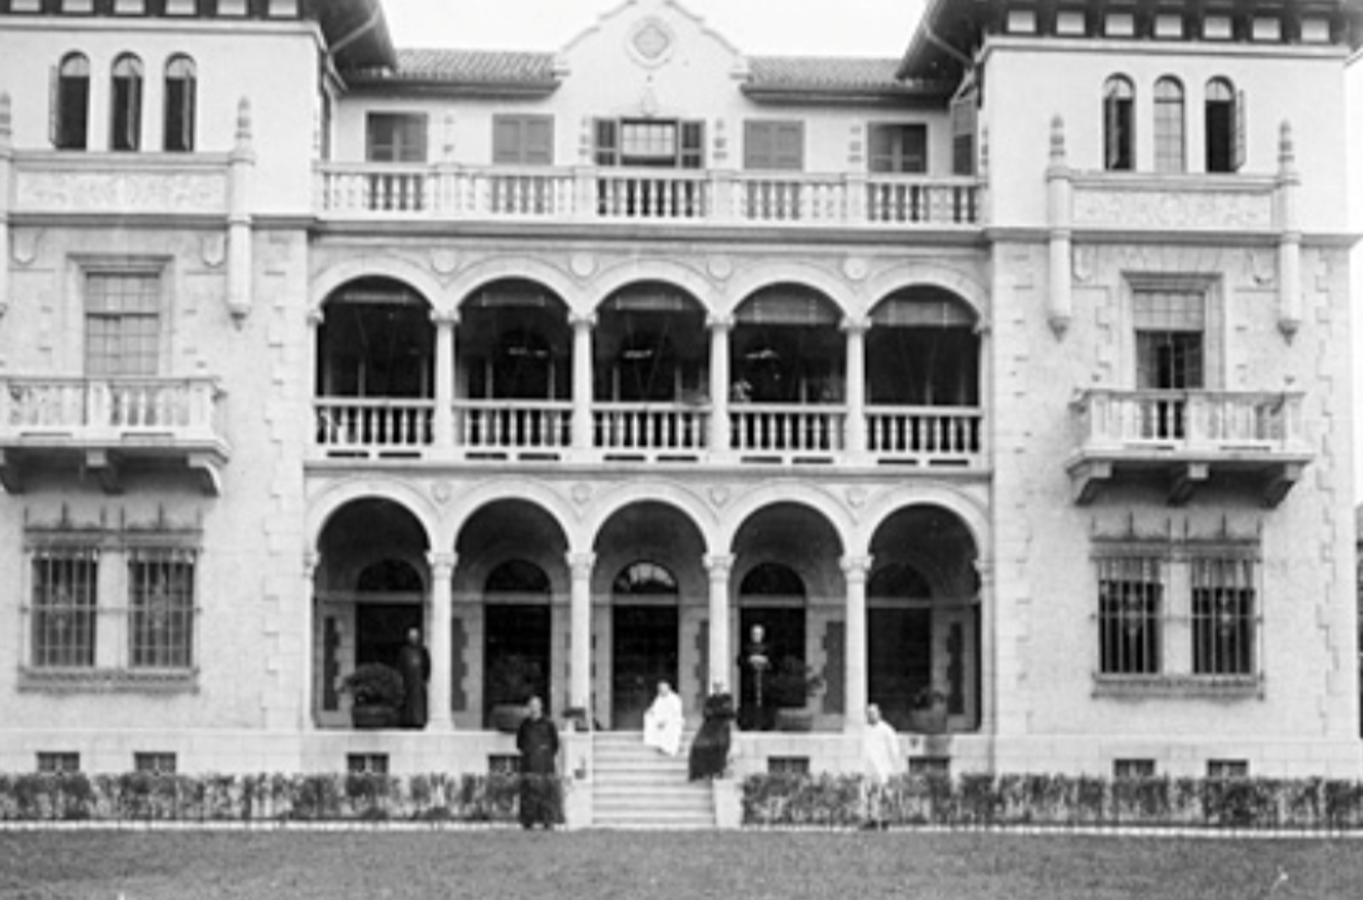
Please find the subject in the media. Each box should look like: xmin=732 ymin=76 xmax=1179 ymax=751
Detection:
xmin=426 ymin=551 xmax=457 ymax=577
xmin=303 ymin=550 xmax=321 ymax=579
xmin=430 ymin=308 xmax=460 ymax=327
xmin=306 ymin=305 xmax=324 ymax=327
xmin=840 ymin=554 xmax=874 ymax=581
xmin=706 ymin=313 xmax=735 ymax=332
xmin=840 ymin=315 xmax=871 ymax=336
xmin=566 ymin=551 xmax=596 ymax=579
xmin=568 ymin=312 xmax=597 ymax=330
xmin=703 ymin=553 xmax=735 ymax=577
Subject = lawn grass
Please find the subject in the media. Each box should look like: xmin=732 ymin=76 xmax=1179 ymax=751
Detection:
xmin=1 ymin=828 xmax=1359 ymax=899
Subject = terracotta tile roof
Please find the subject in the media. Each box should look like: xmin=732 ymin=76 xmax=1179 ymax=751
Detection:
xmin=745 ymin=56 xmax=918 ymax=94
xmin=349 ymin=49 xmax=560 ymax=88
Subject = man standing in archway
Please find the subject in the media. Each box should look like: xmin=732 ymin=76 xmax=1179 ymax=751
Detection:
xmin=738 ymin=624 xmax=773 ymax=730
xmin=397 ymin=627 xmax=430 ymax=729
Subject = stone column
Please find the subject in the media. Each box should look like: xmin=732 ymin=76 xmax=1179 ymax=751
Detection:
xmin=707 ymin=315 xmax=732 ymax=456
xmin=1046 ymin=115 xmax=1073 ymax=336
xmin=841 ymin=554 xmax=872 ymax=730
xmin=227 ymin=98 xmax=255 ymax=322
xmin=841 ymin=316 xmax=868 ymax=459
xmin=431 ymin=310 xmax=459 ymax=454
xmin=704 ymin=554 xmax=735 ymax=691
xmin=0 ymin=94 xmax=11 ymax=322
xmin=567 ymin=551 xmax=595 ymax=711
xmin=975 ymin=559 xmax=995 ymax=742
xmin=426 ymin=551 xmax=456 ymax=730
xmin=301 ymin=550 xmax=319 ymax=730
xmin=569 ymin=313 xmax=595 ymax=454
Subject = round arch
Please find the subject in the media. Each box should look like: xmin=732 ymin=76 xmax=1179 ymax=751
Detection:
xmin=588 ymin=262 xmax=717 ymax=318
xmin=582 ymin=481 xmax=719 ymax=555
xmin=717 ymin=485 xmax=852 ymax=554
xmin=310 ymin=256 xmax=447 ymax=317
xmin=854 ymin=484 xmax=990 ymax=561
xmin=307 ymin=478 xmax=439 ymax=554
xmin=725 ymin=265 xmax=861 ymax=321
xmin=863 ymin=263 xmax=989 ymax=323
xmin=441 ymin=479 xmax=577 ymax=553
xmin=447 ymin=259 xmax=585 ymax=316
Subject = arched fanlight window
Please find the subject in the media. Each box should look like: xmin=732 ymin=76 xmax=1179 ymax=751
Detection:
xmin=868 ymin=562 xmax=933 ymax=599
xmin=110 ymin=53 xmax=144 ymax=151
xmin=1205 ymin=77 xmax=1241 ymax=173
xmin=612 ymin=561 xmax=678 ymax=596
xmin=485 ymin=560 xmax=551 ymax=595
xmin=52 ymin=52 xmax=90 ymax=150
xmin=356 ymin=559 xmax=425 ymax=592
xmin=739 ymin=563 xmax=806 ymax=597
xmin=163 ymin=55 xmax=196 ymax=152
xmin=1103 ymin=75 xmax=1135 ymax=171
xmin=1153 ymin=77 xmax=1185 ymax=174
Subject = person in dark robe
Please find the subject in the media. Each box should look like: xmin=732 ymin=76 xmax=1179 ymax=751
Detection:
xmin=396 ymin=627 xmax=430 ymax=729
xmin=515 ymin=696 xmax=561 ymax=829
xmin=688 ymin=686 xmax=736 ymax=781
xmin=737 ymin=624 xmax=773 ymax=731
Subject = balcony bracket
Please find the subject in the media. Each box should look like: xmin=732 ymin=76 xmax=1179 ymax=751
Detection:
xmin=85 ymin=450 xmax=123 ymax=495
xmin=189 ymin=453 xmax=224 ymax=497
xmin=1168 ymin=463 xmax=1209 ymax=507
xmin=1262 ymin=462 xmax=1304 ymax=509
xmin=0 ymin=450 xmax=23 ymax=494
xmin=1070 ymin=459 xmax=1112 ymax=506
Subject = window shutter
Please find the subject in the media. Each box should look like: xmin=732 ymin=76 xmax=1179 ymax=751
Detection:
xmin=774 ymin=123 xmax=803 ymax=170
xmin=950 ymin=92 xmax=976 ymax=175
xmin=525 ymin=117 xmax=553 ymax=165
xmin=492 ymin=117 xmax=520 ymax=164
xmin=128 ymin=75 xmax=142 ymax=150
xmin=180 ymin=76 xmax=195 ymax=151
xmin=594 ymin=118 xmax=618 ymax=166
xmin=1232 ymin=89 xmax=1246 ymax=172
xmin=743 ymin=121 xmax=770 ymax=169
xmin=680 ymin=120 xmax=704 ymax=169
xmin=1104 ymin=94 xmax=1119 ymax=169
xmin=49 ymin=64 xmax=60 ymax=147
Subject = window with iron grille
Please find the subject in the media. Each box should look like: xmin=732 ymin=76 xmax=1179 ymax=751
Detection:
xmin=1207 ymin=759 xmax=1249 ymax=779
xmin=909 ymin=757 xmax=950 ymax=777
xmin=1192 ymin=556 xmax=1256 ymax=676
xmin=488 ymin=753 xmax=520 ymax=775
xmin=31 ymin=548 xmax=99 ymax=668
xmin=767 ymin=756 xmax=809 ymax=775
xmin=37 ymin=752 xmax=80 ymax=773
xmin=85 ymin=271 xmax=161 ymax=377
xmin=1113 ymin=759 xmax=1157 ymax=780
xmin=134 ymin=752 xmax=177 ymax=774
xmin=1097 ymin=556 xmax=1163 ymax=675
xmin=129 ymin=548 xmax=196 ymax=669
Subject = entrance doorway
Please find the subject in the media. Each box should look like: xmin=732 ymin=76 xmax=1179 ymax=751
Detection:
xmin=612 ymin=605 xmax=679 ymax=730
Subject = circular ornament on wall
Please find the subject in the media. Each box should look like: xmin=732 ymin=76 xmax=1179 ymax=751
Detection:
xmin=570 ymin=252 xmax=596 ymax=278
xmin=628 ymin=16 xmax=677 ymax=68
xmin=842 ymin=256 xmax=869 ymax=281
xmin=431 ymin=249 xmax=460 ymax=276
xmin=572 ymin=483 xmax=593 ymax=505
xmin=707 ymin=255 xmax=732 ymax=280
xmin=432 ymin=481 xmax=453 ymax=504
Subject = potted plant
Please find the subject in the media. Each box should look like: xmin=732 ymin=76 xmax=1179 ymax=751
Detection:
xmin=342 ymin=663 xmax=405 ymax=729
xmin=766 ymin=657 xmax=825 ymax=732
xmin=486 ymin=654 xmax=542 ymax=733
xmin=908 ymin=684 xmax=948 ymax=734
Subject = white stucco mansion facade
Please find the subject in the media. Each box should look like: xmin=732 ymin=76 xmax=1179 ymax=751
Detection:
xmin=0 ymin=0 xmax=1359 ymax=781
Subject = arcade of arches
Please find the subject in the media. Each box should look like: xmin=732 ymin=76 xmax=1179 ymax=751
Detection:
xmin=312 ymin=496 xmax=983 ymax=734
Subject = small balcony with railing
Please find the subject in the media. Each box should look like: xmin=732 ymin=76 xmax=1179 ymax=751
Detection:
xmin=1067 ymin=388 xmax=1311 ymax=507
xmin=0 ymin=376 xmax=230 ymax=495
xmin=314 ymin=163 xmax=983 ymax=231
xmin=309 ymin=278 xmax=986 ymax=472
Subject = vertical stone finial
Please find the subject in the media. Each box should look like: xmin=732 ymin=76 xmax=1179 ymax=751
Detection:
xmin=235 ymin=97 xmax=253 ymax=150
xmin=0 ymin=92 xmax=11 ymax=146
xmin=1049 ymin=115 xmax=1067 ymax=165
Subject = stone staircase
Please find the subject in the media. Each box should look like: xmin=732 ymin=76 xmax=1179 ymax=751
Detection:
xmin=590 ymin=731 xmax=716 ymax=829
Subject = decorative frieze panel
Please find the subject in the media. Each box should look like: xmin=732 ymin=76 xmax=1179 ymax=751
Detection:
xmin=15 ymin=167 xmax=229 ymax=216
xmin=1071 ymin=181 xmax=1275 ymax=232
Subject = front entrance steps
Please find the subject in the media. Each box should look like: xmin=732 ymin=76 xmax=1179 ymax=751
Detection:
xmin=589 ymin=731 xmax=715 ymax=829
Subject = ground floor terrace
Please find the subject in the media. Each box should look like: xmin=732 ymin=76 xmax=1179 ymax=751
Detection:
xmin=307 ymin=469 xmax=989 ymax=741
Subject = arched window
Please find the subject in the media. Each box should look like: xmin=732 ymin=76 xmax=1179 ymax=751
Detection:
xmin=163 ymin=55 xmax=196 ymax=152
xmin=110 ymin=53 xmax=144 ymax=151
xmin=52 ymin=52 xmax=90 ymax=150
xmin=612 ymin=561 xmax=678 ymax=595
xmin=1205 ymin=77 xmax=1240 ymax=173
xmin=1103 ymin=75 xmax=1135 ymax=171
xmin=1153 ymin=77 xmax=1185 ymax=173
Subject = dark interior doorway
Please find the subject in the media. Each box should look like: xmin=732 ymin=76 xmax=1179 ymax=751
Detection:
xmin=611 ymin=606 xmax=679 ymax=730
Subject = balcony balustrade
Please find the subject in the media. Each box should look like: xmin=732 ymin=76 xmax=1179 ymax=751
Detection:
xmin=1068 ymin=389 xmax=1311 ymax=507
xmin=313 ymin=396 xmax=984 ymax=468
xmin=0 ymin=376 xmax=228 ymax=494
xmin=314 ymin=163 xmax=983 ymax=229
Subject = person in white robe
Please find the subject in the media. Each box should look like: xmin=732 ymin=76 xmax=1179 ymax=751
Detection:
xmin=861 ymin=703 xmax=901 ymax=829
xmin=643 ymin=680 xmax=684 ymax=756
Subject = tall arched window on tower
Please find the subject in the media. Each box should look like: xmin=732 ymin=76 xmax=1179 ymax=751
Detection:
xmin=51 ymin=52 xmax=90 ymax=150
xmin=110 ymin=53 xmax=144 ymax=151
xmin=163 ymin=55 xmax=196 ymax=152
xmin=1153 ymin=77 xmax=1185 ymax=173
xmin=1205 ymin=77 xmax=1242 ymax=173
xmin=1103 ymin=75 xmax=1135 ymax=171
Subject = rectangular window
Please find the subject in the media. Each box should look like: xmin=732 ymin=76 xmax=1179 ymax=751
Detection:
xmin=85 ymin=271 xmax=161 ymax=377
xmin=37 ymin=753 xmax=80 ymax=773
xmin=1097 ymin=555 xmax=1163 ymax=675
xmin=1207 ymin=759 xmax=1249 ymax=779
xmin=868 ymin=123 xmax=928 ymax=174
xmin=594 ymin=119 xmax=703 ymax=168
xmin=1135 ymin=288 xmax=1204 ymax=440
xmin=365 ymin=112 xmax=427 ymax=163
xmin=950 ymin=90 xmax=977 ymax=175
xmin=488 ymin=753 xmax=520 ymax=775
xmin=129 ymin=548 xmax=196 ymax=669
xmin=347 ymin=754 xmax=389 ymax=775
xmin=744 ymin=121 xmax=804 ymax=171
xmin=767 ymin=757 xmax=810 ymax=776
xmin=1113 ymin=759 xmax=1157 ymax=779
xmin=908 ymin=757 xmax=950 ymax=777
xmin=31 ymin=549 xmax=99 ymax=668
xmin=492 ymin=115 xmax=553 ymax=165
xmin=1191 ymin=556 xmax=1256 ymax=676
xmin=134 ymin=752 xmax=177 ymax=774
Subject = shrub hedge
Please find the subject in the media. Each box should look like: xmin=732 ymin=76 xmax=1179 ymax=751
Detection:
xmin=741 ymin=773 xmax=1363 ymax=831
xmin=0 ymin=772 xmax=549 ymax=823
